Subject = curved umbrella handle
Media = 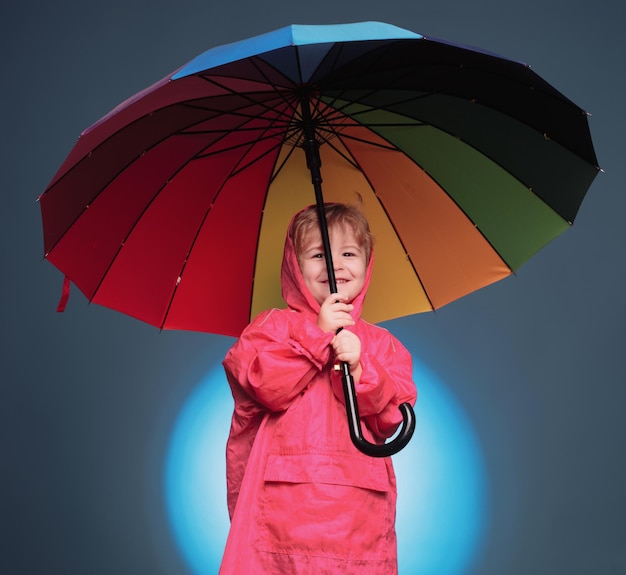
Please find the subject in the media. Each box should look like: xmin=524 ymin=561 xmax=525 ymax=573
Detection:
xmin=300 ymin=96 xmax=415 ymax=457
xmin=338 ymin=361 xmax=416 ymax=457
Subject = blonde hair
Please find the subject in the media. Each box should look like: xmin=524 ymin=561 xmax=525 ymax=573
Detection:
xmin=290 ymin=203 xmax=374 ymax=265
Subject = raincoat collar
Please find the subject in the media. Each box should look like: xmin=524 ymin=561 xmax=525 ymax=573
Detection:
xmin=280 ymin=207 xmax=374 ymax=321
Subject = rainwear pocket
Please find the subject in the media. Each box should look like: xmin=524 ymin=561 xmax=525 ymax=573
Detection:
xmin=256 ymin=453 xmax=396 ymax=562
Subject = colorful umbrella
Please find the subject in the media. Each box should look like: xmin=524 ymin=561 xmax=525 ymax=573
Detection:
xmin=39 ymin=22 xmax=599 ymax=456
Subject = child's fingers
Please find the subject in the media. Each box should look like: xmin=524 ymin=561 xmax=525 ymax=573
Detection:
xmin=332 ymin=329 xmax=359 ymax=349
xmin=328 ymin=301 xmax=354 ymax=315
xmin=317 ymin=294 xmax=355 ymax=332
xmin=322 ymin=292 xmax=352 ymax=307
xmin=331 ymin=330 xmax=361 ymax=368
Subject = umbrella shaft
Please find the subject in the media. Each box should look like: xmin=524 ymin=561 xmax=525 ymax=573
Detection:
xmin=299 ymin=94 xmax=415 ymax=458
xmin=299 ymin=95 xmax=338 ymax=295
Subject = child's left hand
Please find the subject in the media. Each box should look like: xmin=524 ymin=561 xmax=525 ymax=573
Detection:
xmin=332 ymin=329 xmax=362 ymax=376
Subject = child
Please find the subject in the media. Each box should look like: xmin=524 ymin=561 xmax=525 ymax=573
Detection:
xmin=220 ymin=203 xmax=417 ymax=574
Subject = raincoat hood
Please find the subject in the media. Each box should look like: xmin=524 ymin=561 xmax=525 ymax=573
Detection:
xmin=280 ymin=207 xmax=374 ymax=321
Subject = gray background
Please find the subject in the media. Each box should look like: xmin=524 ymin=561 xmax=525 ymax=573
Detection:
xmin=2 ymin=0 xmax=624 ymax=573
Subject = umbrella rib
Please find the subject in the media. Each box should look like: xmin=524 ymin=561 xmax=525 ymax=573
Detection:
xmin=229 ymin=138 xmax=286 ymax=176
xmin=322 ymin=139 xmax=361 ymax=170
xmin=309 ymin=99 xmax=349 ymax=142
xmin=161 ymin=80 xmax=294 ymax=327
xmin=307 ymin=37 xmax=348 ymax=86
xmin=50 ymin=106 xmax=292 ymax=311
xmin=316 ymin=65 xmax=443 ymax=298
xmin=242 ymin=53 xmax=368 ymax=147
xmin=345 ymin=120 xmax=516 ymax=273
xmin=247 ymin=139 xmax=289 ymax=324
xmin=314 ymin=100 xmax=410 ymax=155
xmin=193 ymin=75 xmax=372 ymax=154
xmin=332 ymin=94 xmax=518 ymax=283
xmin=326 ymin=88 xmax=432 ymax=116
xmin=211 ymin=107 xmax=298 ymax=177
xmin=183 ymin=94 xmax=295 ymax=125
xmin=294 ymin=45 xmax=306 ymax=85
xmin=318 ymin=49 xmax=435 ymax=112
xmin=44 ymin=101 xmax=280 ymax=258
xmin=324 ymin=88 xmax=579 ymax=226
xmin=45 ymin=91 xmax=282 ymax=219
xmin=186 ymin=102 xmax=300 ymax=166
xmin=183 ymin=124 xmax=289 ymax=135
xmin=326 ymin=60 xmax=597 ymax=168
xmin=160 ymin=118 xmax=289 ymax=328
xmin=192 ymin=130 xmax=287 ymax=161
xmin=331 ymin=130 xmax=436 ymax=312
xmin=88 ymin=110 xmax=277 ymax=307
xmin=247 ymin=57 xmax=302 ymax=118
xmin=180 ymin=99 xmax=293 ymax=129
xmin=159 ymin=155 xmax=250 ymax=329
xmin=196 ymin=72 xmax=300 ymax=127
xmin=318 ymin=92 xmax=429 ymax=132
xmin=269 ymin=140 xmax=299 ymax=184
xmin=192 ymin=71 xmax=306 ymax=149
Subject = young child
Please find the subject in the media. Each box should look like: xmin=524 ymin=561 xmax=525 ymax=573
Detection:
xmin=220 ymin=203 xmax=417 ymax=574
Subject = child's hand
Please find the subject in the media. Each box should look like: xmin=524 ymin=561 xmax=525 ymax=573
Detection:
xmin=317 ymin=293 xmax=355 ymax=333
xmin=332 ymin=329 xmax=362 ymax=373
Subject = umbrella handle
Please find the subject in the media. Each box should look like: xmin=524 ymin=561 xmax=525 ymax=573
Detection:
xmin=338 ymin=360 xmax=416 ymax=457
xmin=300 ymin=93 xmax=415 ymax=457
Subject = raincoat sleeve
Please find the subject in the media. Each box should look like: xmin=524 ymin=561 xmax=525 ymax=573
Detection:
xmin=223 ymin=309 xmax=335 ymax=412
xmin=330 ymin=327 xmax=416 ymax=440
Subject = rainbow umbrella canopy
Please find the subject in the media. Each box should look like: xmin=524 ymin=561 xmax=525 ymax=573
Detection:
xmin=40 ymin=21 xmax=599 ymax=338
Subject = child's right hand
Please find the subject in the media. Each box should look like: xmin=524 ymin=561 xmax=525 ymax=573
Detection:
xmin=317 ymin=293 xmax=355 ymax=333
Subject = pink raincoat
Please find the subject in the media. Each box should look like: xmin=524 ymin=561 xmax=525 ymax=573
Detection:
xmin=220 ymin=215 xmax=417 ymax=574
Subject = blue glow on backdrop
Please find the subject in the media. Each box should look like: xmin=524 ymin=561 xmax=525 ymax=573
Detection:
xmin=165 ymin=358 xmax=487 ymax=574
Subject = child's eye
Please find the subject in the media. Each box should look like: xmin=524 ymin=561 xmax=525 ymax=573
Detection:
xmin=312 ymin=253 xmax=324 ymax=259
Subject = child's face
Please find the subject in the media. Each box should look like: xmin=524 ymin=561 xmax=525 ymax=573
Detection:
xmin=298 ymin=224 xmax=367 ymax=305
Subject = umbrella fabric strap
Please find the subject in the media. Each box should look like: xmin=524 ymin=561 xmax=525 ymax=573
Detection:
xmin=56 ymin=276 xmax=71 ymax=312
